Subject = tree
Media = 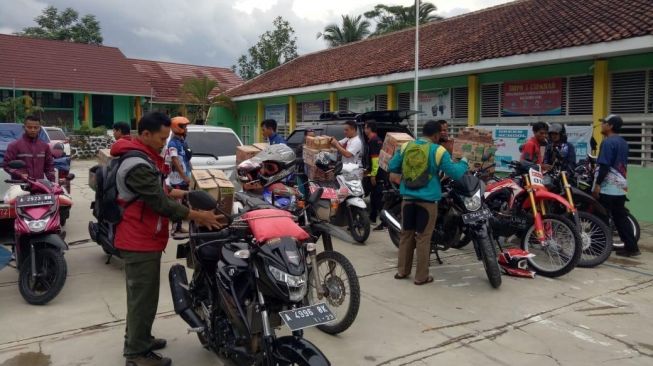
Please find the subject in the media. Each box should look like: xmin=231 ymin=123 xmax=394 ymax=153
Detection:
xmin=179 ymin=77 xmax=236 ymax=123
xmin=0 ymin=96 xmax=44 ymax=122
xmin=17 ymin=6 xmax=103 ymax=45
xmin=364 ymin=2 xmax=442 ymax=36
xmin=233 ymin=16 xmax=298 ymax=80
xmin=317 ymin=15 xmax=372 ymax=47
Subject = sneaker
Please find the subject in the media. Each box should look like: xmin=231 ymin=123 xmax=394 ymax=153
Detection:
xmin=150 ymin=337 xmax=167 ymax=351
xmin=373 ymin=223 xmax=386 ymax=231
xmin=172 ymin=231 xmax=189 ymax=240
xmin=125 ymin=351 xmax=171 ymax=366
xmin=615 ymin=250 xmax=641 ymax=258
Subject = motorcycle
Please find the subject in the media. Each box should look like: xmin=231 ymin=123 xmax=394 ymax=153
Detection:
xmin=3 ymin=160 xmax=72 ymax=305
xmin=169 ymin=190 xmax=331 ymax=365
xmin=53 ymin=154 xmax=72 ymax=226
xmin=381 ymin=171 xmax=503 ymax=288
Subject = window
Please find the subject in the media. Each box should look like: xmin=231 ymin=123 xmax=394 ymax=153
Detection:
xmin=296 ymin=102 xmax=303 ymax=122
xmin=398 ymin=92 xmax=411 ymax=110
xmin=241 ymin=125 xmax=251 ymax=145
xmin=375 ymin=94 xmax=388 ymax=111
xmin=610 ymin=71 xmax=647 ymax=114
xmin=481 ymin=84 xmax=501 ymax=118
xmin=44 ymin=128 xmax=66 ymax=140
xmin=338 ymin=98 xmax=348 ymax=111
xmin=567 ymin=75 xmax=593 ymax=115
xmin=186 ymin=131 xmax=241 ymax=157
xmin=452 ymin=86 xmax=468 ymax=118
xmin=29 ymin=92 xmax=74 ymax=108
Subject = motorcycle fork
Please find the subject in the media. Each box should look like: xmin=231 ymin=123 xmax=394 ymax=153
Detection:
xmin=561 ymin=171 xmax=581 ymax=227
xmin=30 ymin=243 xmax=38 ymax=277
xmin=308 ymin=246 xmax=325 ymax=299
xmin=525 ymin=174 xmax=545 ymax=242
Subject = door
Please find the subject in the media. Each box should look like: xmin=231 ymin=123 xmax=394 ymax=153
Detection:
xmin=92 ymin=95 xmax=114 ymax=128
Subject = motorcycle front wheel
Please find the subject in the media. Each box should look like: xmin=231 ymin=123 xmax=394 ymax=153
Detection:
xmin=19 ymin=247 xmax=67 ymax=305
xmin=473 ymin=228 xmax=501 ymax=288
xmin=521 ymin=214 xmax=582 ymax=278
xmin=348 ymin=207 xmax=370 ymax=243
xmin=307 ymin=251 xmax=360 ymax=335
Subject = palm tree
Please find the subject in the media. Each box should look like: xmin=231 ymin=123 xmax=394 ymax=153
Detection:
xmin=179 ymin=77 xmax=236 ymax=123
xmin=317 ymin=15 xmax=372 ymax=47
xmin=364 ymin=2 xmax=442 ymax=36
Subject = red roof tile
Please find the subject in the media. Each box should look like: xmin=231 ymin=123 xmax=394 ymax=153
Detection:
xmin=0 ymin=34 xmax=151 ymax=95
xmin=229 ymin=0 xmax=653 ymax=97
xmin=129 ymin=59 xmax=243 ymax=103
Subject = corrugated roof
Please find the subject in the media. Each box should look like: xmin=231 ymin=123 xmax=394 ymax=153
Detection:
xmin=229 ymin=0 xmax=653 ymax=97
xmin=0 ymin=34 xmax=151 ymax=95
xmin=129 ymin=59 xmax=243 ymax=103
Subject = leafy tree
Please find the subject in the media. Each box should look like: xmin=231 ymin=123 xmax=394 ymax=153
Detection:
xmin=179 ymin=77 xmax=236 ymax=123
xmin=0 ymin=96 xmax=44 ymax=122
xmin=233 ymin=16 xmax=298 ymax=80
xmin=17 ymin=6 xmax=103 ymax=45
xmin=364 ymin=2 xmax=442 ymax=36
xmin=317 ymin=15 xmax=372 ymax=47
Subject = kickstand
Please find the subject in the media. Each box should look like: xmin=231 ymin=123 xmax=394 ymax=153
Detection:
xmin=105 ymin=254 xmax=112 ymax=264
xmin=435 ymin=249 xmax=443 ymax=265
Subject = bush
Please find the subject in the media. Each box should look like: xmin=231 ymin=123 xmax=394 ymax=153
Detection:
xmin=73 ymin=125 xmax=107 ymax=136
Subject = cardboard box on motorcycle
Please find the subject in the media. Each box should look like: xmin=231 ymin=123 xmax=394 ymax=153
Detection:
xmin=191 ymin=169 xmax=234 ymax=214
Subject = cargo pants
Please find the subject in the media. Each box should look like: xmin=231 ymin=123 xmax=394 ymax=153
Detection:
xmin=397 ymin=201 xmax=438 ymax=283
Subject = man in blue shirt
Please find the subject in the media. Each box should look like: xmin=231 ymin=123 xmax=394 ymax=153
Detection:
xmin=167 ymin=116 xmax=192 ymax=238
xmin=261 ymin=119 xmax=286 ymax=145
xmin=593 ymin=114 xmax=639 ymax=257
xmin=388 ymin=120 xmax=468 ymax=285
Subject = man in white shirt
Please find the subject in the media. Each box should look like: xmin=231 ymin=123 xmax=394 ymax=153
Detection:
xmin=331 ymin=120 xmax=362 ymax=166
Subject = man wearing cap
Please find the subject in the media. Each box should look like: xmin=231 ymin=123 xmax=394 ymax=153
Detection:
xmin=167 ymin=116 xmax=192 ymax=238
xmin=593 ymin=114 xmax=640 ymax=257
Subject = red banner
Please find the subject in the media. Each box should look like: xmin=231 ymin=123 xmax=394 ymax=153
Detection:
xmin=502 ymin=78 xmax=562 ymax=116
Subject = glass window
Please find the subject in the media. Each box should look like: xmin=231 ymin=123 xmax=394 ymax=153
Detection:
xmin=45 ymin=128 xmax=66 ymax=140
xmin=186 ymin=131 xmax=241 ymax=157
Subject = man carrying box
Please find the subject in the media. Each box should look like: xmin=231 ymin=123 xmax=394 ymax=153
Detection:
xmin=331 ymin=120 xmax=362 ymax=166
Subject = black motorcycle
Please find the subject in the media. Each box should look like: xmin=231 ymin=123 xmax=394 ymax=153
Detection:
xmin=169 ymin=190 xmax=331 ymax=366
xmin=381 ymin=173 xmax=502 ymax=288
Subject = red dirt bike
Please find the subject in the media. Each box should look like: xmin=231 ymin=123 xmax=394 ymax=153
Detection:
xmin=481 ymin=160 xmax=582 ymax=278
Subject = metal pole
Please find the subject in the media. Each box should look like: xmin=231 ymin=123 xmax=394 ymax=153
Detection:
xmin=150 ymin=87 xmax=153 ymax=110
xmin=413 ymin=0 xmax=419 ymax=136
xmin=12 ymin=79 xmax=16 ymax=122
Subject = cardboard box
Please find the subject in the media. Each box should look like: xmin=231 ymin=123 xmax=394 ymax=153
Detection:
xmin=303 ymin=146 xmax=337 ymax=167
xmin=252 ymin=142 xmax=269 ymax=151
xmin=382 ymin=132 xmax=414 ymax=156
xmin=378 ymin=149 xmax=394 ymax=172
xmin=452 ymin=128 xmax=496 ymax=173
xmin=191 ymin=169 xmax=234 ymax=214
xmin=305 ymin=136 xmax=332 ymax=150
xmin=236 ymin=145 xmax=261 ymax=164
xmin=97 ymin=149 xmax=113 ymax=166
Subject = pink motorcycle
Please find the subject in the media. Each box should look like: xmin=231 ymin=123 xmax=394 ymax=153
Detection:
xmin=4 ymin=160 xmax=72 ymax=305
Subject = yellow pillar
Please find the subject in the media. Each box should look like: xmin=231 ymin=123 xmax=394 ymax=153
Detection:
xmin=467 ymin=75 xmax=479 ymax=126
xmin=387 ymin=84 xmax=397 ymax=110
xmin=329 ymin=91 xmax=337 ymax=112
xmin=288 ymin=96 xmax=296 ymax=133
xmin=83 ymin=94 xmax=91 ymax=127
xmin=592 ymin=60 xmax=609 ymax=151
xmin=256 ymin=100 xmax=264 ymax=143
xmin=134 ymin=96 xmax=142 ymax=125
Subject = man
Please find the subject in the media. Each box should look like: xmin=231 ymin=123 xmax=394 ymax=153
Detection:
xmin=167 ymin=116 xmax=193 ymax=238
xmin=521 ymin=122 xmax=551 ymax=170
xmin=544 ymin=123 xmax=576 ymax=172
xmin=388 ymin=120 xmax=468 ymax=285
xmin=3 ymin=115 xmax=55 ymax=182
xmin=363 ymin=121 xmax=385 ymax=230
xmin=331 ymin=120 xmax=362 ymax=166
xmin=110 ymin=112 xmax=222 ymax=366
xmin=113 ymin=122 xmax=132 ymax=141
xmin=261 ymin=119 xmax=286 ymax=145
xmin=593 ymin=114 xmax=640 ymax=257
xmin=437 ymin=120 xmax=454 ymax=154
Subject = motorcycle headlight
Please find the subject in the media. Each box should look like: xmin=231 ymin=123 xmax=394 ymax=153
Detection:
xmin=26 ymin=218 xmax=49 ymax=232
xmin=463 ymin=191 xmax=482 ymax=212
xmin=269 ymin=266 xmax=308 ymax=302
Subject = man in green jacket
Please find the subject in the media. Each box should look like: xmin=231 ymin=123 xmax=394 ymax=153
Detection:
xmin=388 ymin=120 xmax=468 ymax=285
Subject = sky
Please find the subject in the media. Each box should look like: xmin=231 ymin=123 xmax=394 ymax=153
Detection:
xmin=0 ymin=0 xmax=513 ymax=69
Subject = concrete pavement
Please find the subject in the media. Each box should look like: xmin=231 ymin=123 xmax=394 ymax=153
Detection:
xmin=1 ymin=160 xmax=652 ymax=366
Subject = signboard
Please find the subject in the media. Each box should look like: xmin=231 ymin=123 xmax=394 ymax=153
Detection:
xmin=565 ymin=125 xmax=592 ymax=160
xmin=349 ymin=96 xmax=375 ymax=113
xmin=302 ymin=101 xmax=324 ymax=121
xmin=502 ymin=78 xmax=562 ymax=116
xmin=410 ymin=89 xmax=451 ymax=120
xmin=264 ymin=105 xmax=287 ymax=123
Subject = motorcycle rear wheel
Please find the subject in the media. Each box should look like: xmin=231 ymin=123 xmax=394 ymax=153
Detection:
xmin=576 ymin=211 xmax=612 ymax=268
xmin=348 ymin=207 xmax=370 ymax=243
xmin=19 ymin=247 xmax=67 ymax=305
xmin=611 ymin=213 xmax=640 ymax=250
xmin=521 ymin=214 xmax=581 ymax=278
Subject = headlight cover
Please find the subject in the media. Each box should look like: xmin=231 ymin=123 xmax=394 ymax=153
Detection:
xmin=346 ymin=181 xmax=364 ymax=196
xmin=463 ymin=191 xmax=482 ymax=212
xmin=26 ymin=218 xmax=49 ymax=232
xmin=269 ymin=266 xmax=308 ymax=302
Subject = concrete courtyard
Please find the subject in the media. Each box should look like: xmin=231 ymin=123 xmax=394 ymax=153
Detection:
xmin=1 ymin=160 xmax=652 ymax=366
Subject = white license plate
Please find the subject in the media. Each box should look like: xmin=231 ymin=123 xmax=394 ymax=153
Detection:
xmin=529 ymin=168 xmax=545 ymax=187
xmin=279 ymin=303 xmax=336 ymax=331
xmin=16 ymin=194 xmax=54 ymax=208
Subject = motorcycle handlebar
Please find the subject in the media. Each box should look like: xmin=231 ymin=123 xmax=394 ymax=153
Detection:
xmin=189 ymin=229 xmax=232 ymax=240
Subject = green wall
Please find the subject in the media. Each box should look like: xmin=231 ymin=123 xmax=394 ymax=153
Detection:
xmin=609 ymin=53 xmax=653 ymax=72
xmin=626 ymin=165 xmax=653 ymax=223
xmin=113 ymin=96 xmax=132 ymax=124
xmin=478 ymin=60 xmax=595 ymax=84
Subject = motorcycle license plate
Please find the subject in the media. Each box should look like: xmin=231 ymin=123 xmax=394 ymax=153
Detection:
xmin=529 ymin=168 xmax=545 ymax=188
xmin=462 ymin=208 xmax=492 ymax=224
xmin=16 ymin=194 xmax=55 ymax=208
xmin=279 ymin=303 xmax=336 ymax=331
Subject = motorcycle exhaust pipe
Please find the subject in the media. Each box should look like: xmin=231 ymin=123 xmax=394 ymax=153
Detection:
xmin=168 ymin=264 xmax=204 ymax=329
xmin=380 ymin=209 xmax=401 ymax=232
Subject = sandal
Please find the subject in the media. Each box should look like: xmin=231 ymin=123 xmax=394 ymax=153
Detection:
xmin=414 ymin=276 xmax=434 ymax=285
xmin=394 ymin=273 xmax=409 ymax=280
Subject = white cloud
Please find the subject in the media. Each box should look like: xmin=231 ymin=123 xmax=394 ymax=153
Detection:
xmin=132 ymin=27 xmax=183 ymax=44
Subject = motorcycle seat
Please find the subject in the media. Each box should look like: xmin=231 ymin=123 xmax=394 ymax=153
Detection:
xmin=221 ymin=242 xmax=249 ymax=267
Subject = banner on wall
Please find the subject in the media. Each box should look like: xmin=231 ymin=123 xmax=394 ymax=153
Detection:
xmin=502 ymin=78 xmax=562 ymax=116
xmin=479 ymin=124 xmax=593 ymax=171
xmin=302 ymin=101 xmax=324 ymax=121
xmin=410 ymin=89 xmax=451 ymax=120
xmin=264 ymin=105 xmax=287 ymax=123
xmin=348 ymin=96 xmax=375 ymax=113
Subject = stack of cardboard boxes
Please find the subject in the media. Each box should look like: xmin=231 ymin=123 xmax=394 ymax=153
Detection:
xmin=235 ymin=143 xmax=270 ymax=165
xmin=379 ymin=132 xmax=414 ymax=171
xmin=191 ymin=169 xmax=235 ymax=214
xmin=452 ymin=128 xmax=496 ymax=172
xmin=302 ymin=136 xmax=337 ymax=181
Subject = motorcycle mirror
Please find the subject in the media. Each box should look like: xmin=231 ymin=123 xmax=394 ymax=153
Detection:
xmin=307 ymin=187 xmax=323 ymax=205
xmin=334 ymin=161 xmax=343 ymax=175
xmin=7 ymin=160 xmax=26 ymax=169
xmin=66 ymin=173 xmax=76 ymax=181
xmin=188 ymin=190 xmax=218 ymax=211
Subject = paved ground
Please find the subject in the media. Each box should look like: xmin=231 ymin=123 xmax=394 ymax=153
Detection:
xmin=1 ymin=160 xmax=652 ymax=366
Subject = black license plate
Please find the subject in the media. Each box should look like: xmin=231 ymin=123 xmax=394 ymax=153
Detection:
xmin=279 ymin=303 xmax=336 ymax=331
xmin=462 ymin=208 xmax=492 ymax=224
xmin=16 ymin=194 xmax=55 ymax=208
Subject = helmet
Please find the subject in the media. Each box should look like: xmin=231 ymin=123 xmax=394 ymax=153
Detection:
xmin=497 ymin=249 xmax=536 ymax=278
xmin=251 ymin=144 xmax=296 ymax=186
xmin=315 ymin=151 xmax=337 ymax=172
xmin=548 ymin=123 xmax=564 ymax=134
xmin=171 ymin=116 xmax=190 ymax=135
xmin=51 ymin=142 xmax=65 ymax=158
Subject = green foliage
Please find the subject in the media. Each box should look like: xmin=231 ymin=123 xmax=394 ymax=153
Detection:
xmin=317 ymin=15 xmax=372 ymax=47
xmin=17 ymin=6 xmax=103 ymax=45
xmin=180 ymin=77 xmax=236 ymax=122
xmin=233 ymin=16 xmax=298 ymax=80
xmin=364 ymin=2 xmax=442 ymax=36
xmin=0 ymin=96 xmax=44 ymax=122
xmin=73 ymin=125 xmax=106 ymax=136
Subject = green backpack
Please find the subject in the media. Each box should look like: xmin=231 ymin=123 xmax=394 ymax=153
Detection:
xmin=401 ymin=142 xmax=433 ymax=189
